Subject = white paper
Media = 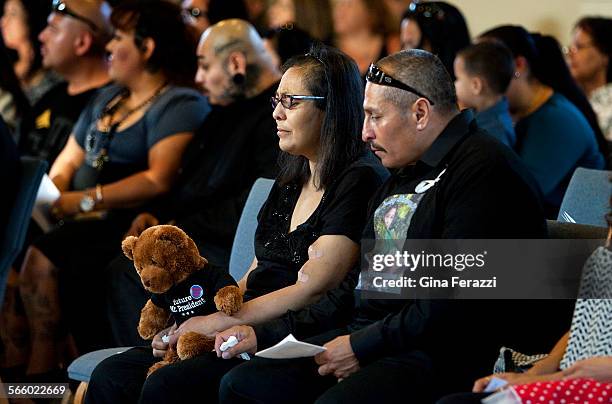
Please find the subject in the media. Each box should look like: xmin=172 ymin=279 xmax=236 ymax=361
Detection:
xmin=255 ymin=334 xmax=326 ymax=359
xmin=32 ymin=174 xmax=60 ymax=232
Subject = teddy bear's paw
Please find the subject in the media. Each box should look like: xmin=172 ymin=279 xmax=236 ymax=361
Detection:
xmin=214 ymin=286 xmax=243 ymax=316
xmin=177 ymin=332 xmax=215 ymax=360
xmin=146 ymin=361 xmax=168 ymax=377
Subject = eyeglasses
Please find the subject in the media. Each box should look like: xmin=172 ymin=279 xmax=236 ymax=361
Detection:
xmin=270 ymin=94 xmax=325 ymax=109
xmin=366 ymin=64 xmax=435 ymax=105
xmin=52 ymin=0 xmax=99 ymax=32
xmin=184 ymin=7 xmax=207 ymax=20
xmin=563 ymin=42 xmax=595 ymax=55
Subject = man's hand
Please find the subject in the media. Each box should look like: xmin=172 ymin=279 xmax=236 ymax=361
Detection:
xmin=152 ymin=323 xmax=176 ymax=358
xmin=214 ymin=326 xmax=258 ymax=359
xmin=125 ymin=213 xmax=159 ymax=237
xmin=314 ymin=335 xmax=360 ymax=379
xmin=168 ymin=311 xmax=236 ymax=347
xmin=562 ymin=357 xmax=612 ymax=382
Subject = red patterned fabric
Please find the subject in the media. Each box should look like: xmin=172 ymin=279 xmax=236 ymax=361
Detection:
xmin=513 ymin=379 xmax=611 ymax=403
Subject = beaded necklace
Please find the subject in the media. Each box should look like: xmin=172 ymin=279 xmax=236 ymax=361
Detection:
xmin=88 ymin=82 xmax=167 ymax=170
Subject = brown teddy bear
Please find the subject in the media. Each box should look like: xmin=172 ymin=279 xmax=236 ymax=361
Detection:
xmin=122 ymin=225 xmax=243 ymax=376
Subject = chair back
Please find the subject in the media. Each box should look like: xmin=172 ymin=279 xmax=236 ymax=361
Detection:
xmin=558 ymin=167 xmax=611 ymax=227
xmin=228 ymin=178 xmax=274 ymax=281
xmin=0 ymin=157 xmax=47 ymax=305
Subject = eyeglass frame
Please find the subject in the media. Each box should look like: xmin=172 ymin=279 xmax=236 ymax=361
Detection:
xmin=52 ymin=0 xmax=100 ymax=32
xmin=563 ymin=41 xmax=596 ymax=55
xmin=366 ymin=63 xmax=435 ymax=105
xmin=270 ymin=94 xmax=325 ymax=110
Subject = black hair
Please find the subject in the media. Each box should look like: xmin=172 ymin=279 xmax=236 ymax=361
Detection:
xmin=378 ymin=48 xmax=458 ymax=114
xmin=401 ymin=1 xmax=470 ymax=79
xmin=531 ymin=33 xmax=609 ymax=166
xmin=575 ymin=17 xmax=612 ymax=83
xmin=111 ymin=0 xmax=198 ymax=87
xmin=207 ymin=0 xmax=249 ymax=25
xmin=263 ymin=24 xmax=313 ymax=66
xmin=277 ymin=43 xmax=366 ymax=189
xmin=10 ymin=0 xmax=51 ymax=80
xmin=0 ymin=41 xmax=30 ymax=123
xmin=478 ymin=25 xmax=540 ymax=78
xmin=458 ymin=41 xmax=515 ymax=94
xmin=480 ymin=25 xmax=609 ymax=166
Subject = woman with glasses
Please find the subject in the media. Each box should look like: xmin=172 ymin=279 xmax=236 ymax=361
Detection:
xmin=85 ymin=43 xmax=388 ymax=404
xmin=400 ymin=1 xmax=470 ymax=80
xmin=567 ymin=17 xmax=612 ymax=141
xmin=17 ymin=1 xmax=209 ymax=381
xmin=0 ymin=0 xmax=61 ymax=105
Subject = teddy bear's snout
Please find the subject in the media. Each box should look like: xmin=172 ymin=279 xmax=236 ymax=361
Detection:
xmin=140 ymin=266 xmax=173 ymax=294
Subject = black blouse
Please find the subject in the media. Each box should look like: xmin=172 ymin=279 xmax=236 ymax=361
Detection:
xmin=244 ymin=153 xmax=388 ymax=300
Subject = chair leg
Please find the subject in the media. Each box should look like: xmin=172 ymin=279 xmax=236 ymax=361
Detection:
xmin=73 ymin=382 xmax=88 ymax=404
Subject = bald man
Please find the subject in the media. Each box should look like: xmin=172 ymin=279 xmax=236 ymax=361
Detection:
xmin=83 ymin=21 xmax=280 ymax=400
xmin=17 ymin=0 xmax=111 ymax=166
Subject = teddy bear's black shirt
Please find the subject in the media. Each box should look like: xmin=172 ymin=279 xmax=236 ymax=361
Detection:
xmin=150 ymin=265 xmax=237 ymax=325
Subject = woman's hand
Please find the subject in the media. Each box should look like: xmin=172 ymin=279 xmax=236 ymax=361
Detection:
xmin=168 ymin=311 xmax=237 ymax=347
xmin=214 ymin=326 xmax=258 ymax=359
xmin=151 ymin=323 xmax=176 ymax=358
xmin=472 ymin=372 xmax=564 ymax=392
xmin=562 ymin=357 xmax=612 ymax=383
xmin=51 ymin=191 xmax=86 ymax=218
xmin=125 ymin=213 xmax=159 ymax=237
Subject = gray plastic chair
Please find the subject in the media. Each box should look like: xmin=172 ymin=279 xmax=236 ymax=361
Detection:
xmin=67 ymin=177 xmax=275 ymax=401
xmin=228 ymin=177 xmax=274 ymax=281
xmin=557 ymin=167 xmax=611 ymax=227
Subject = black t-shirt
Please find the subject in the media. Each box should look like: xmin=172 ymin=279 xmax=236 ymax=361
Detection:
xmin=150 ymin=265 xmax=237 ymax=326
xmin=17 ymin=82 xmax=101 ymax=167
xmin=243 ymin=152 xmax=389 ymax=301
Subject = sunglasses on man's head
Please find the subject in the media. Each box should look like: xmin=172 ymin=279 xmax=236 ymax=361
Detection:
xmin=366 ymin=64 xmax=435 ymax=105
xmin=52 ymin=0 xmax=99 ymax=32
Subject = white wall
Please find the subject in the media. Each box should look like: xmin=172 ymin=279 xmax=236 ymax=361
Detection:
xmin=447 ymin=0 xmax=612 ymax=45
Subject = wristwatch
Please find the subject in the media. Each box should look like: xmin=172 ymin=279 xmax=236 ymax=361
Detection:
xmin=79 ymin=194 xmax=96 ymax=213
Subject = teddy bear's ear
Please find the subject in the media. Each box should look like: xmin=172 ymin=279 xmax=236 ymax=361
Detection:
xmin=122 ymin=236 xmax=138 ymax=261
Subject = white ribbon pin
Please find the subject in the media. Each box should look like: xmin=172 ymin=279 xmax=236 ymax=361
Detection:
xmin=414 ymin=168 xmax=447 ymax=194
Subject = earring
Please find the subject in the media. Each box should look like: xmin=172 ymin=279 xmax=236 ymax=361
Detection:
xmin=514 ymin=71 xmax=521 ymax=79
xmin=232 ymin=73 xmax=245 ymax=85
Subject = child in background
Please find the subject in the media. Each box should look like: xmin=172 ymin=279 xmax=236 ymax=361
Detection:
xmin=454 ymin=41 xmax=516 ymax=148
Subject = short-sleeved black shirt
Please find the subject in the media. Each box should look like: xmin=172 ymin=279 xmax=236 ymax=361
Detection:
xmin=244 ymin=153 xmax=389 ymax=300
xmin=18 ymin=82 xmax=100 ymax=167
xmin=150 ymin=266 xmax=237 ymax=326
